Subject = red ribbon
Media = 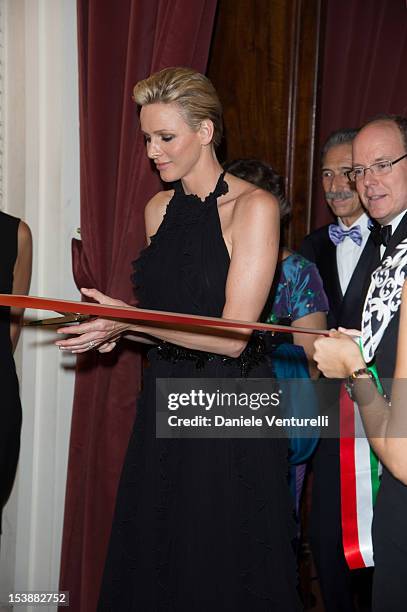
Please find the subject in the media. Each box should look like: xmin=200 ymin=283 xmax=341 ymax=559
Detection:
xmin=0 ymin=293 xmax=329 ymax=336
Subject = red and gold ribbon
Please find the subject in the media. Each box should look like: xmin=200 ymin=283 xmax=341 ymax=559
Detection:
xmin=0 ymin=293 xmax=330 ymax=336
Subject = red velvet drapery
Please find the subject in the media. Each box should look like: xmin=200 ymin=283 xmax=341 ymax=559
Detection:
xmin=312 ymin=0 xmax=407 ymax=229
xmin=59 ymin=2 xmax=217 ymax=610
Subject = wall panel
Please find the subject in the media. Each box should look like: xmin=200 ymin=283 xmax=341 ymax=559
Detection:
xmin=208 ymin=0 xmax=324 ymax=247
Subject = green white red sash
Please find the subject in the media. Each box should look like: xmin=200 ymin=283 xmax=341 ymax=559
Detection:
xmin=339 ymin=368 xmax=381 ymax=569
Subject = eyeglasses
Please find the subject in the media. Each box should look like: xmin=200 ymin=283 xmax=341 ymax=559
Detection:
xmin=347 ymin=153 xmax=407 ymax=182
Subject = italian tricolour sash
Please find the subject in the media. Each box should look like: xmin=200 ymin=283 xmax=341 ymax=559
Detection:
xmin=339 ymin=362 xmax=382 ymax=569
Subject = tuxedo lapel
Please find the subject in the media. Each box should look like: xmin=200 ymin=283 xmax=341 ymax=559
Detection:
xmin=338 ymin=234 xmax=379 ymax=328
xmin=320 ymin=231 xmax=343 ymax=305
xmin=383 ymin=211 xmax=407 ymax=257
xmin=316 ymin=230 xmax=343 ymax=328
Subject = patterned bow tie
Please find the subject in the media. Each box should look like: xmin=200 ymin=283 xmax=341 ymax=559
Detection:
xmin=369 ymin=223 xmax=392 ymax=247
xmin=328 ymin=224 xmax=363 ymax=246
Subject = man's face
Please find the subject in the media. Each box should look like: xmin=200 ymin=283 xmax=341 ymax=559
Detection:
xmin=322 ymin=142 xmax=363 ymax=224
xmin=353 ymin=121 xmax=407 ymax=226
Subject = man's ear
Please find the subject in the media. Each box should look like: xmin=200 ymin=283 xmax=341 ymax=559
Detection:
xmin=199 ymin=119 xmax=214 ymax=146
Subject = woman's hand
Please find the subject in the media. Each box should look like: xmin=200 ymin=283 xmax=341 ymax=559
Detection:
xmin=55 ymin=288 xmax=130 ymax=353
xmin=313 ymin=329 xmax=366 ymax=378
xmin=337 ymin=326 xmax=361 ymax=337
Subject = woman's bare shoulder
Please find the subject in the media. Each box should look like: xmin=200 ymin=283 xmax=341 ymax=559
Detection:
xmin=145 ymin=189 xmax=174 ymax=221
xmin=145 ymin=190 xmax=174 ymax=239
xmin=17 ymin=219 xmax=32 ymax=244
xmin=145 ymin=189 xmax=174 ymax=213
xmin=224 ymin=172 xmax=278 ymax=206
xmin=225 ymin=176 xmax=279 ymax=223
xmin=17 ymin=220 xmax=33 ymax=260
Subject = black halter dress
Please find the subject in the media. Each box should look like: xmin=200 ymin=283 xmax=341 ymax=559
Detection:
xmin=98 ymin=174 xmax=301 ymax=611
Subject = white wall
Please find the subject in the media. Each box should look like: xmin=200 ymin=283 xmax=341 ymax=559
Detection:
xmin=0 ymin=1 xmax=80 ymax=610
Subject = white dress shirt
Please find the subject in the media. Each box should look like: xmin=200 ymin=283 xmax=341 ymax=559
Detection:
xmin=336 ymin=212 xmax=371 ymax=295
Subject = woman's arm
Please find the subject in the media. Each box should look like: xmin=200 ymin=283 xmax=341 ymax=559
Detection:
xmin=287 ymin=255 xmax=328 ymax=378
xmin=56 ymin=189 xmax=280 ymax=356
xmin=314 ymin=285 xmax=407 ymax=484
xmin=292 ymin=311 xmax=327 ymax=379
xmin=374 ymin=282 xmax=407 ymax=483
xmin=10 ymin=221 xmax=32 ymax=352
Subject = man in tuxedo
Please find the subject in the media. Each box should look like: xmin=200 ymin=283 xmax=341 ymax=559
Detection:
xmin=352 ymin=115 xmax=407 ymax=612
xmin=301 ymin=129 xmax=378 ymax=612
xmin=301 ymin=129 xmax=377 ymax=330
xmin=313 ymin=114 xmax=407 ymax=612
xmin=352 ymin=116 xmax=407 ymax=261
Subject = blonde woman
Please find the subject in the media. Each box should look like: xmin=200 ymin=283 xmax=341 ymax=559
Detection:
xmin=57 ymin=68 xmax=301 ymax=611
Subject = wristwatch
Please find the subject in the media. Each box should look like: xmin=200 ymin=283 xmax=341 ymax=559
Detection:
xmin=345 ymin=367 xmax=375 ymax=401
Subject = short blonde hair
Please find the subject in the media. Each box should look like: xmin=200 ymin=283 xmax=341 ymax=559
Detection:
xmin=133 ymin=67 xmax=223 ymax=147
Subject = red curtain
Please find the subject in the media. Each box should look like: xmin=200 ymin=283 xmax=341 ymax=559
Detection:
xmin=312 ymin=0 xmax=407 ymax=228
xmin=59 ymin=2 xmax=217 ymax=610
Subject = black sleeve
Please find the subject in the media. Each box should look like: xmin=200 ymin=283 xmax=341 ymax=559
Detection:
xmin=299 ymin=235 xmax=317 ymax=263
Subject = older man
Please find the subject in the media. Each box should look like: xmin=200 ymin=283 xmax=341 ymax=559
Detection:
xmin=301 ymin=129 xmax=378 ymax=612
xmin=352 ymin=116 xmax=407 ymax=251
xmin=302 ymin=129 xmax=377 ymax=330
xmin=314 ymin=114 xmax=407 ymax=612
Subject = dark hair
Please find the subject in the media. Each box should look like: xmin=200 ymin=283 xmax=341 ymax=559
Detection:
xmin=362 ymin=113 xmax=407 ymax=152
xmin=223 ymin=158 xmax=290 ymax=218
xmin=321 ymin=128 xmax=359 ymax=162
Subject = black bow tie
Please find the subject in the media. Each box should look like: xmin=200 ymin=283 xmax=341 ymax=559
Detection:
xmin=369 ymin=223 xmax=392 ymax=247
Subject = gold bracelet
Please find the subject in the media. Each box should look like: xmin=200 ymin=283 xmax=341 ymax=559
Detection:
xmin=345 ymin=367 xmax=375 ymax=401
xmin=348 ymin=367 xmax=372 ymax=380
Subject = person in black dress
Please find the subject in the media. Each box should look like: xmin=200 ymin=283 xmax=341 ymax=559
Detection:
xmin=0 ymin=211 xmax=32 ymax=534
xmin=57 ymin=67 xmax=301 ymax=611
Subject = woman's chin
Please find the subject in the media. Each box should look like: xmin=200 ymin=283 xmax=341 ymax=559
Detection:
xmin=158 ymin=168 xmax=182 ymax=183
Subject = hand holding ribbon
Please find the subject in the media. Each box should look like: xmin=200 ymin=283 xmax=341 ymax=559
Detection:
xmin=56 ymin=288 xmax=129 ymax=353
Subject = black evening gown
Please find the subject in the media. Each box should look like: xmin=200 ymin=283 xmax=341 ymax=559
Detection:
xmin=359 ymin=238 xmax=407 ymax=612
xmin=0 ymin=212 xmax=22 ymax=533
xmin=98 ymin=174 xmax=301 ymax=611
xmin=371 ymin=309 xmax=407 ymax=612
